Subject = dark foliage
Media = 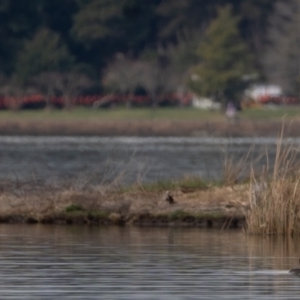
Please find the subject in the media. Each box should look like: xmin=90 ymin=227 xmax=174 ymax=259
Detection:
xmin=0 ymin=0 xmax=285 ymax=98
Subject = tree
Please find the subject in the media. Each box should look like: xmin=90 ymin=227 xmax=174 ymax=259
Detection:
xmin=164 ymin=31 xmax=201 ymax=94
xmin=238 ymin=0 xmax=275 ymax=55
xmin=138 ymin=57 xmax=179 ymax=107
xmin=157 ymin=0 xmax=275 ymax=74
xmin=102 ymin=56 xmax=142 ymax=107
xmin=0 ymin=0 xmax=279 ymax=89
xmin=0 ymin=0 xmax=42 ymax=73
xmin=157 ymin=0 xmax=213 ymax=42
xmin=187 ymin=5 xmax=252 ymax=106
xmin=263 ymin=0 xmax=300 ymax=95
xmin=16 ymin=28 xmax=74 ymax=81
xmin=103 ymin=49 xmax=188 ymax=107
xmin=31 ymin=72 xmax=59 ymax=110
xmin=72 ymin=0 xmax=160 ymax=63
xmin=38 ymin=0 xmax=78 ymax=34
xmin=0 ymin=75 xmax=35 ymax=110
xmin=53 ymin=72 xmax=92 ymax=110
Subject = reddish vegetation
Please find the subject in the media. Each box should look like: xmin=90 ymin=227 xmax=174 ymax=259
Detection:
xmin=258 ymin=95 xmax=300 ymax=105
xmin=0 ymin=93 xmax=193 ymax=109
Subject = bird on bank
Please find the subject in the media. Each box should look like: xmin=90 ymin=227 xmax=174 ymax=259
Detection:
xmin=289 ymin=259 xmax=300 ymax=275
xmin=164 ymin=191 xmax=175 ymax=204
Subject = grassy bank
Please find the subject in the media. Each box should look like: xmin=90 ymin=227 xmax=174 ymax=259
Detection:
xmin=2 ymin=106 xmax=300 ymax=121
xmin=0 ymin=177 xmax=247 ymax=228
xmin=0 ymin=106 xmax=299 ymax=136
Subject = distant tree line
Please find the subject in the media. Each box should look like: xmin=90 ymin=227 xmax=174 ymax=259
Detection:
xmin=0 ymin=0 xmax=297 ymax=109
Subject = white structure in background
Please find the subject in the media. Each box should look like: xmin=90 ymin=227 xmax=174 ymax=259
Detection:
xmin=192 ymin=95 xmax=221 ymax=110
xmin=244 ymin=84 xmax=282 ymax=102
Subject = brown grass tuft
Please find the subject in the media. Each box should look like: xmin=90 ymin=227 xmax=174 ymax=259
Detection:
xmin=245 ymin=126 xmax=300 ymax=236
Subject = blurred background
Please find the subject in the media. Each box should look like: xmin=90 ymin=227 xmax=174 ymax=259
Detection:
xmin=0 ymin=0 xmax=297 ymax=110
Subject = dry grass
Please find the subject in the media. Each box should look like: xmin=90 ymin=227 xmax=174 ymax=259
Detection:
xmin=245 ymin=127 xmax=300 ymax=236
xmin=0 ymin=117 xmax=300 ymax=137
xmin=222 ymin=145 xmax=256 ymax=185
xmin=0 ymin=173 xmax=249 ymax=227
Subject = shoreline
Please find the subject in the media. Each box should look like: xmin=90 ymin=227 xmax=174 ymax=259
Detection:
xmin=0 ymin=183 xmax=249 ymax=229
xmin=0 ymin=119 xmax=298 ymax=137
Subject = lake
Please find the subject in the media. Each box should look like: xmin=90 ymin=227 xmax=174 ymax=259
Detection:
xmin=0 ymin=136 xmax=299 ymax=185
xmin=0 ymin=225 xmax=299 ymax=299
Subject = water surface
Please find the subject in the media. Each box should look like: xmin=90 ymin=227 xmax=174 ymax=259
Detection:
xmin=0 ymin=225 xmax=299 ymax=299
xmin=0 ymin=136 xmax=298 ymax=185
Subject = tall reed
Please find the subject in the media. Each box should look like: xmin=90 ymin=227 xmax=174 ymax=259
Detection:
xmin=246 ymin=129 xmax=300 ymax=236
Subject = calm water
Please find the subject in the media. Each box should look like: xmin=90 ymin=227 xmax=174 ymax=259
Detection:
xmin=0 ymin=225 xmax=299 ymax=299
xmin=0 ymin=136 xmax=299 ymax=185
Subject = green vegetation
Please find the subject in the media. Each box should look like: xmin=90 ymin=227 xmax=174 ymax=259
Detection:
xmin=240 ymin=107 xmax=300 ymax=120
xmin=0 ymin=107 xmax=221 ymax=121
xmin=65 ymin=204 xmax=83 ymax=213
xmin=16 ymin=28 xmax=74 ymax=81
xmin=131 ymin=176 xmax=209 ymax=193
xmin=0 ymin=0 xmax=288 ymax=109
xmin=65 ymin=204 xmax=110 ymax=219
xmin=169 ymin=210 xmax=189 ymax=220
xmin=188 ymin=5 xmax=252 ymax=106
xmin=0 ymin=106 xmax=299 ymax=122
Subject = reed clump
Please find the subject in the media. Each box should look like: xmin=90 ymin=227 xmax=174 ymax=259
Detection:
xmin=245 ymin=131 xmax=300 ymax=236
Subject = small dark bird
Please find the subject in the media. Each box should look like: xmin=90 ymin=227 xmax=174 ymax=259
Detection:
xmin=289 ymin=259 xmax=300 ymax=275
xmin=164 ymin=191 xmax=175 ymax=204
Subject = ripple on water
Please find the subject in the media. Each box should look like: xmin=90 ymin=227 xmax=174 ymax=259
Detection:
xmin=0 ymin=136 xmax=300 ymax=184
xmin=0 ymin=226 xmax=298 ymax=299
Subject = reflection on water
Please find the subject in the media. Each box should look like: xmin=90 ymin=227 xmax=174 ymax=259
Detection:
xmin=0 ymin=225 xmax=299 ymax=299
xmin=0 ymin=136 xmax=299 ymax=185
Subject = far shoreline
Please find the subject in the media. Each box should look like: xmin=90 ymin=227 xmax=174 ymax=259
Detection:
xmin=0 ymin=119 xmax=298 ymax=137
